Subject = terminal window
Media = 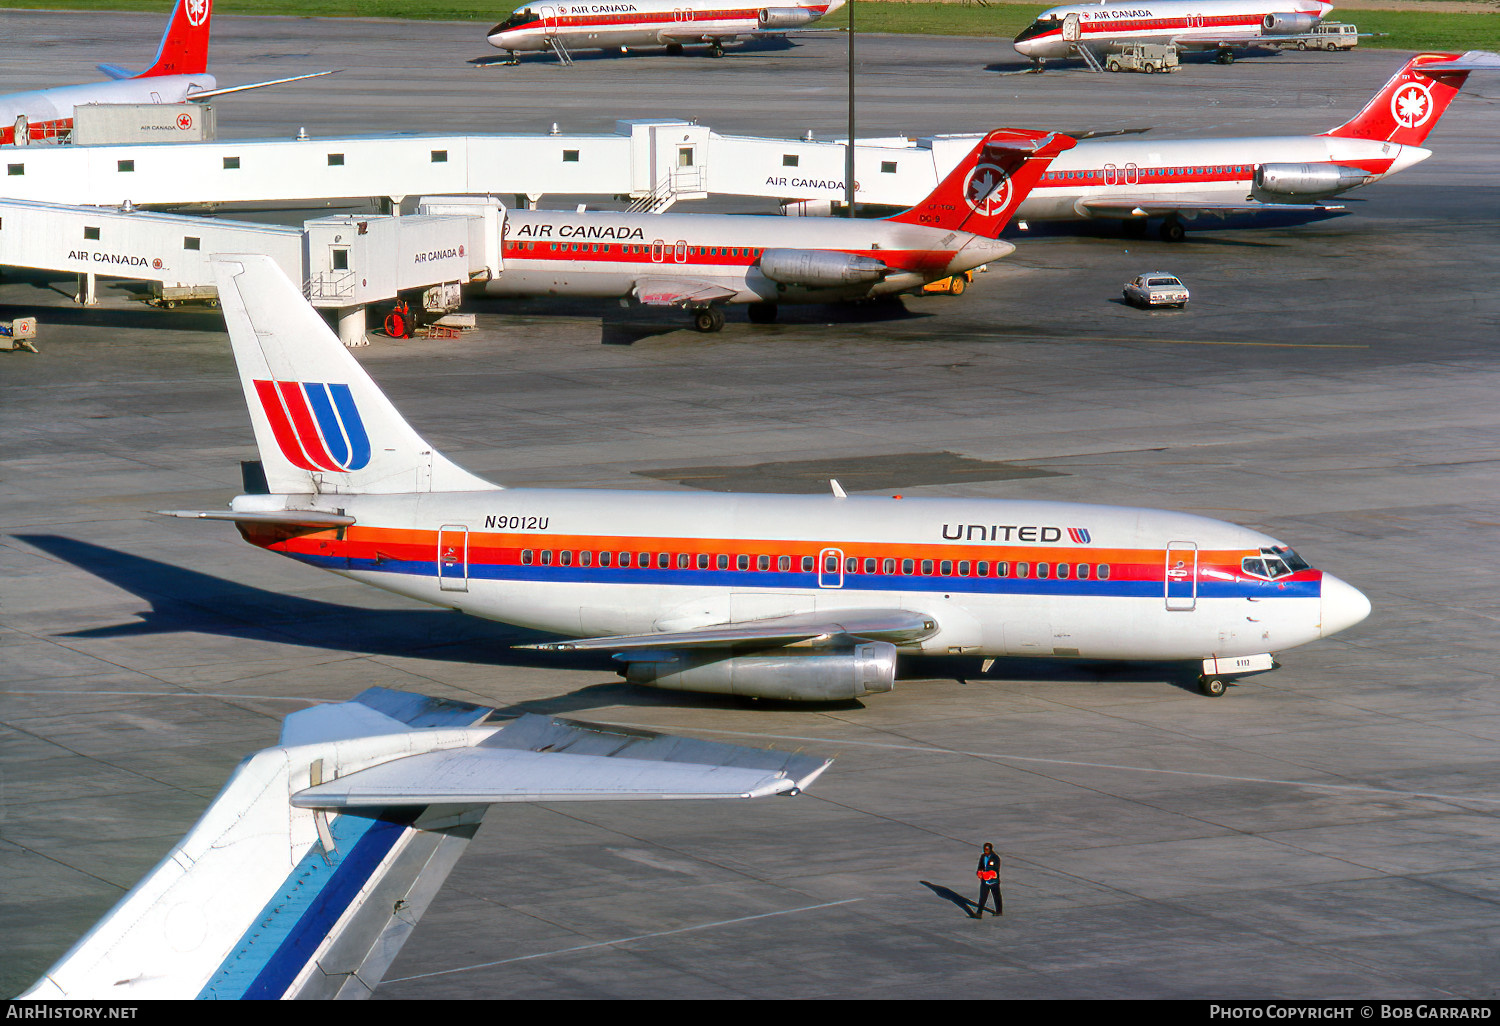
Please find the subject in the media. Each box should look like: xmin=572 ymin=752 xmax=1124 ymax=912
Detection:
xmin=327 ymin=153 xmax=344 ymax=166
xmin=783 ymin=154 xmax=799 ymax=167
xmin=117 ymin=160 xmax=134 ymax=173
xmin=223 ymin=156 xmax=240 ymax=169
xmin=184 ymin=237 xmax=200 ymax=251
xmin=6 ymin=164 xmax=22 ymax=176
xmin=332 ymin=249 xmax=349 ymax=270
xmin=881 ymin=161 xmax=897 ymax=173
xmin=84 ymin=227 xmax=100 ymax=241
xmin=431 ymin=150 xmax=448 ymax=163
xmin=563 ymin=150 xmax=580 ymax=162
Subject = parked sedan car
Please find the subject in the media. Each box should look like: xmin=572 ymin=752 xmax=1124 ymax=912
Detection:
xmin=1124 ymin=272 xmax=1190 ymax=308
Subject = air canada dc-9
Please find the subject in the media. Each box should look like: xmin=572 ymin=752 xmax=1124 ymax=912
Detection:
xmin=485 ymin=0 xmax=845 ymax=62
xmin=1014 ymin=0 xmax=1336 ymax=68
xmin=165 ymin=249 xmax=1372 ymax=703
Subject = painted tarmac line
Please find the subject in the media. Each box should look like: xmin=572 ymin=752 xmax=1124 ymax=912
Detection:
xmin=975 ymin=333 xmax=1371 ymax=349
xmin=604 ymin=723 xmax=1500 ymax=807
xmin=385 ymin=898 xmax=865 ymax=983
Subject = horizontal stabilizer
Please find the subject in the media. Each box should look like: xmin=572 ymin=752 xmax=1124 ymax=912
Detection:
xmin=1418 ymin=49 xmax=1500 ymax=72
xmin=293 ymin=744 xmax=824 ymax=805
xmin=632 ymin=277 xmax=739 ymax=307
xmin=21 ymin=695 xmax=827 ymax=1000
xmin=156 ymin=509 xmax=356 ymax=527
xmin=185 ymin=69 xmax=340 ymax=101
xmin=520 ymin=608 xmax=938 ymax=652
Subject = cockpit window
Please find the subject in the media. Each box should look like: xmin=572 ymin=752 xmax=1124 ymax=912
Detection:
xmin=1243 ymin=546 xmax=1308 ymax=580
xmin=494 ymin=8 xmax=535 ymax=31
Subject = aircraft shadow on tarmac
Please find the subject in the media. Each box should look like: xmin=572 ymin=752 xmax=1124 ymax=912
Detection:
xmin=985 ymin=45 xmax=1292 ymax=74
xmin=13 ymin=534 xmax=1201 ymax=708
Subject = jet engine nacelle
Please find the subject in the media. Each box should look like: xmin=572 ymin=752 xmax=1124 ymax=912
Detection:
xmin=621 ymin=642 xmax=898 ymax=701
xmin=759 ymin=7 xmax=818 ymax=29
xmin=1261 ymin=12 xmax=1320 ymax=34
xmin=1253 ymin=162 xmax=1374 ymax=198
xmin=759 ymin=248 xmax=887 ymax=287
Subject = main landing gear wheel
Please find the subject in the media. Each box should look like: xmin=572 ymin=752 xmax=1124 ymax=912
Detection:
xmin=708 ymin=42 xmax=725 ymax=58
xmin=747 ymin=302 xmax=778 ymax=324
xmin=1159 ymin=219 xmax=1186 ymax=243
xmin=692 ymin=307 xmax=725 ymax=333
xmin=1217 ymin=49 xmax=1235 ymax=63
xmin=1199 ymin=676 xmax=1228 ymax=697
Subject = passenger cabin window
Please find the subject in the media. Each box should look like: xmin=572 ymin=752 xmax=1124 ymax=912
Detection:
xmin=802 ymin=556 xmax=814 ymax=572
xmin=778 ymin=555 xmax=791 ymax=572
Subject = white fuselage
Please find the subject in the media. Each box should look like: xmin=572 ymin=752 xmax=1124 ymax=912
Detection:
xmin=486 ymin=209 xmax=1013 ymax=303
xmin=487 ymin=0 xmax=844 ymax=54
xmin=1013 ymin=0 xmax=1333 ymax=59
xmin=1016 ymin=132 xmax=1427 ymax=219
xmin=248 ymin=489 xmax=1366 ymax=664
xmin=1 ymin=75 xmax=214 ymax=144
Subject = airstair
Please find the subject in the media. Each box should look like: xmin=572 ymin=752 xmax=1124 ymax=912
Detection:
xmin=547 ymin=37 xmax=575 ymax=65
xmin=628 ymin=173 xmax=679 ymax=214
xmin=1072 ymin=43 xmax=1105 ymax=72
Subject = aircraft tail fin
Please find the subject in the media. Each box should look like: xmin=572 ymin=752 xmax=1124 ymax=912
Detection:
xmin=137 ymin=0 xmax=213 ymax=78
xmin=209 ymin=255 xmax=495 ymax=495
xmin=1322 ymin=52 xmax=1470 ymax=145
xmin=887 ymin=129 xmax=1076 ymax=237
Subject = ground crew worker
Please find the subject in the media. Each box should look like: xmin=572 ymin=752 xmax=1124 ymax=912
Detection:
xmin=974 ymin=842 xmax=1002 ymax=917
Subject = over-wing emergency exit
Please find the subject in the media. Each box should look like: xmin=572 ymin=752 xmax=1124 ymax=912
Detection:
xmin=489 ymin=128 xmax=1073 ymax=329
xmin=160 ymin=253 xmax=1371 ymax=703
xmin=1013 ymin=0 xmax=1335 ymax=69
xmin=483 ymin=0 xmax=844 ymax=63
xmin=1 ymin=0 xmax=335 ymax=146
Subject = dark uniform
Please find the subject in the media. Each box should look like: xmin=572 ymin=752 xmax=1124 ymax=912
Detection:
xmin=975 ymin=850 xmax=1002 ymax=916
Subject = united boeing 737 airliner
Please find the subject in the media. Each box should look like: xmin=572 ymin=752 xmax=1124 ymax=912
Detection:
xmin=164 ymin=251 xmax=1371 ymax=702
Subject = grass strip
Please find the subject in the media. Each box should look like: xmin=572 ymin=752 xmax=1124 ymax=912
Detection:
xmin=3 ymin=1 xmax=1497 ymax=50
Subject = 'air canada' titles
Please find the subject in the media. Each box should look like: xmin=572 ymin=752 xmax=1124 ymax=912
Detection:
xmin=508 ymin=222 xmax=647 ymax=241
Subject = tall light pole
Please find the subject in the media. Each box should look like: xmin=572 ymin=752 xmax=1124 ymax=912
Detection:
xmin=845 ymin=0 xmax=855 ymax=217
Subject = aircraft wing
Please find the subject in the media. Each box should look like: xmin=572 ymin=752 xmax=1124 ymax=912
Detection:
xmin=20 ymin=687 xmax=829 ymax=1001
xmin=632 ymin=276 xmax=739 ymax=307
xmin=520 ymin=608 xmax=939 ymax=652
xmin=1078 ymin=196 xmax=1347 ymax=219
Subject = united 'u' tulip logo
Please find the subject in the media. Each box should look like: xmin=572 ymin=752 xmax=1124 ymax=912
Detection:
xmin=254 ymin=380 xmax=371 ymax=473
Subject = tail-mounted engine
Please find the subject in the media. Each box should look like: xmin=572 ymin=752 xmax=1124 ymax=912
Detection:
xmin=621 ymin=642 xmax=898 ymax=701
xmin=1253 ymin=162 xmax=1374 ymax=199
xmin=759 ymin=248 xmax=887 ymax=287
xmin=1261 ymin=12 xmax=1320 ymax=34
xmin=759 ymin=7 xmax=818 ymax=29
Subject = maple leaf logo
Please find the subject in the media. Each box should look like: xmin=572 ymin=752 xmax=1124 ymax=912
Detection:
xmin=1391 ymin=84 xmax=1432 ymax=129
xmin=964 ymin=163 xmax=1010 ymax=215
xmin=186 ymin=0 xmax=210 ymax=27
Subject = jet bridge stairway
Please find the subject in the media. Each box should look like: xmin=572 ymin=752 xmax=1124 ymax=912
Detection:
xmin=1071 ymin=43 xmax=1105 ymax=71
xmin=547 ymin=36 xmax=575 ymax=64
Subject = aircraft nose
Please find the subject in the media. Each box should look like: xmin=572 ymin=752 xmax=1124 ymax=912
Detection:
xmin=1320 ymin=574 xmax=1371 ymax=638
